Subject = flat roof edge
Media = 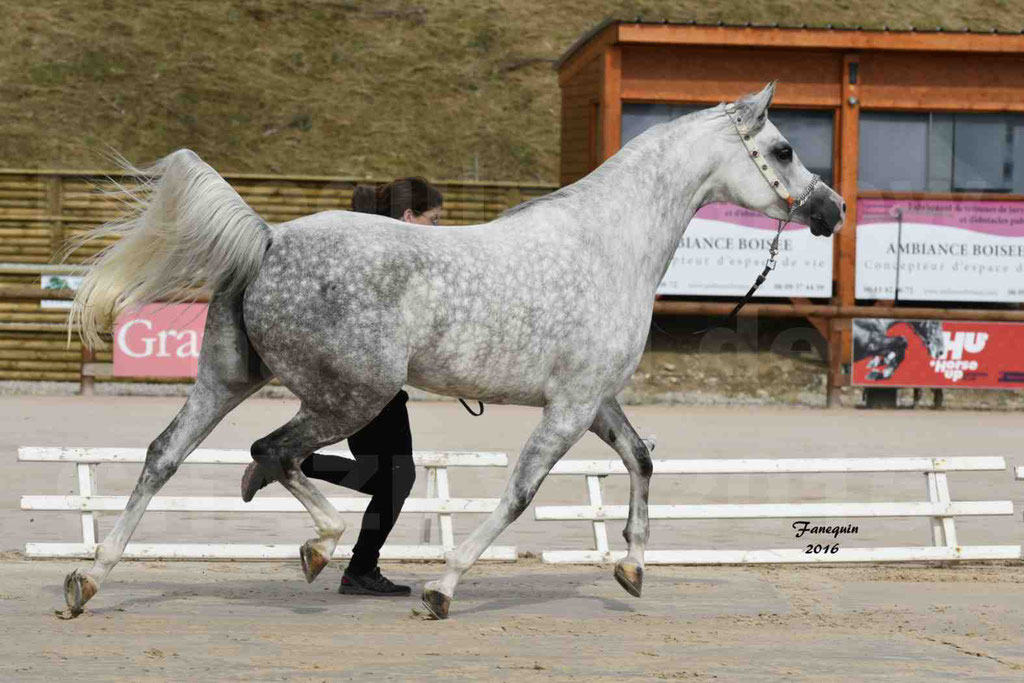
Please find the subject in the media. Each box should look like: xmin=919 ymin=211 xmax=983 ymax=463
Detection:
xmin=556 ymin=19 xmax=1024 ymax=72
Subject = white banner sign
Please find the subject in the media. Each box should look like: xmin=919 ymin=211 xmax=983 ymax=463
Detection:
xmin=657 ymin=204 xmax=834 ymax=297
xmin=856 ymin=199 xmax=1024 ymax=303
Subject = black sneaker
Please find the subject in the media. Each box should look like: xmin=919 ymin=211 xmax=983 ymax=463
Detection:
xmin=339 ymin=567 xmax=411 ymax=596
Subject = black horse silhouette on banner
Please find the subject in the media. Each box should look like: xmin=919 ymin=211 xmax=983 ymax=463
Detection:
xmin=852 ymin=319 xmax=945 ymax=381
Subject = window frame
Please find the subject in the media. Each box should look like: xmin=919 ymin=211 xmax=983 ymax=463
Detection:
xmin=620 ymin=100 xmax=838 ymax=187
xmin=857 ymin=108 xmax=1024 ymax=200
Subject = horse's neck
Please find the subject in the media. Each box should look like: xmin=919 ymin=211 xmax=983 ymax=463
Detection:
xmin=574 ymin=122 xmax=719 ymax=292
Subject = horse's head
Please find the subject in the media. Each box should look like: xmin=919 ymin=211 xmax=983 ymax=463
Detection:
xmin=710 ymin=83 xmax=845 ymax=237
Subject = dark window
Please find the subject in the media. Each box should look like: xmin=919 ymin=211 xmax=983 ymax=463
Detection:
xmin=768 ymin=110 xmax=834 ymax=186
xmin=859 ymin=111 xmax=1024 ymax=193
xmin=621 ymin=103 xmax=835 ymax=185
xmin=858 ymin=113 xmax=930 ymax=192
xmin=621 ymin=103 xmax=701 ymax=145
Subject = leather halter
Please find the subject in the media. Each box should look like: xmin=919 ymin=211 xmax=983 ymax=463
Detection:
xmin=724 ymin=102 xmax=809 ymax=208
xmin=693 ymin=104 xmax=820 ymax=333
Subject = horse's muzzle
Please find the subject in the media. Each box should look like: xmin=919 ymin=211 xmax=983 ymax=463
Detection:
xmin=809 ymin=213 xmax=834 ymax=237
xmin=802 ymin=187 xmax=845 ymax=237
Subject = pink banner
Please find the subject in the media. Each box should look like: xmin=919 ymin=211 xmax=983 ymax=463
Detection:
xmin=858 ymin=199 xmax=1024 ymax=237
xmin=114 ymin=304 xmax=208 ymax=378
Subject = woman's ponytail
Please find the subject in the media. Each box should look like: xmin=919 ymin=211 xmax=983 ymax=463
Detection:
xmin=351 ymin=177 xmax=442 ymax=219
xmin=351 ymin=185 xmax=378 ymax=214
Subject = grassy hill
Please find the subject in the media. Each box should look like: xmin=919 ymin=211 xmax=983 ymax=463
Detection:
xmin=3 ymin=0 xmax=1022 ymax=182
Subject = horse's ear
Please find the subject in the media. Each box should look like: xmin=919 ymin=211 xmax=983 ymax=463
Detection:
xmin=731 ymin=82 xmax=776 ymax=132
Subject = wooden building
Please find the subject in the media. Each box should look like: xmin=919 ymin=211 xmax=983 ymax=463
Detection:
xmin=557 ymin=19 xmax=1024 ymax=403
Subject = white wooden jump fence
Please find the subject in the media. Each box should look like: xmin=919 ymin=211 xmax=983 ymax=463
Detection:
xmin=536 ymin=457 xmax=1019 ymax=564
xmin=19 ymin=446 xmax=516 ymax=561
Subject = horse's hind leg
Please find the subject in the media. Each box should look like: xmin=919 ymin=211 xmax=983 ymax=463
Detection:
xmin=63 ymin=294 xmax=270 ymax=616
xmin=250 ymin=398 xmax=394 ymax=583
xmin=421 ymin=401 xmax=599 ymax=619
xmin=249 ymin=409 xmax=348 ymax=583
xmin=590 ymin=398 xmax=653 ymax=597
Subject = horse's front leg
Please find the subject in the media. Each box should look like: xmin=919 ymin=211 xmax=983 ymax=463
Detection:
xmin=421 ymin=400 xmax=600 ymax=620
xmin=64 ymin=372 xmax=265 ymax=615
xmin=590 ymin=397 xmax=653 ymax=597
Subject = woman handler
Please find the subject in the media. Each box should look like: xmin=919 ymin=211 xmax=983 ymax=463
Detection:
xmin=240 ymin=177 xmax=443 ymax=596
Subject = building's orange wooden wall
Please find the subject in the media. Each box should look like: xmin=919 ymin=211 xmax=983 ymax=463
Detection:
xmin=858 ymin=52 xmax=1024 ymax=112
xmin=620 ymin=46 xmax=843 ymax=108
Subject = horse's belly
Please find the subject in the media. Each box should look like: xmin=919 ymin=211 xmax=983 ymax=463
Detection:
xmin=406 ymin=346 xmax=549 ymax=406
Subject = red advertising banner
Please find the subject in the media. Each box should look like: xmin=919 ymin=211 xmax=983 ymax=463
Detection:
xmin=113 ymin=304 xmax=208 ymax=378
xmin=851 ymin=318 xmax=1024 ymax=389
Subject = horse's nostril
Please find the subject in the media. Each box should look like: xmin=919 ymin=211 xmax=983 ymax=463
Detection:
xmin=842 ymin=202 xmax=847 ymax=213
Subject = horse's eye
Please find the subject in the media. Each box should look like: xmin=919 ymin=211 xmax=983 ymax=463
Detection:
xmin=775 ymin=145 xmax=793 ymax=162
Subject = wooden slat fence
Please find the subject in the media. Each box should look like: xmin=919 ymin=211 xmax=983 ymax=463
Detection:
xmin=19 ymin=446 xmax=516 ymax=561
xmin=0 ymin=169 xmax=555 ymax=382
xmin=536 ymin=457 xmax=1020 ymax=564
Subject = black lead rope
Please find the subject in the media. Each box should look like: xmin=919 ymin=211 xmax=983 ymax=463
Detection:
xmin=690 ymin=174 xmax=820 ymax=336
xmin=692 ymin=217 xmax=788 ymax=335
xmin=459 ymin=398 xmax=484 ymax=416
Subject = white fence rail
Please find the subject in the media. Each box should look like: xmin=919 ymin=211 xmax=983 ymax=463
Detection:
xmin=536 ymin=457 xmax=1019 ymax=564
xmin=19 ymin=446 xmax=515 ymax=561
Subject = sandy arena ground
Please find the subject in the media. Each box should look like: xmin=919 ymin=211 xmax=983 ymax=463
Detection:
xmin=2 ymin=395 xmax=1024 ymax=680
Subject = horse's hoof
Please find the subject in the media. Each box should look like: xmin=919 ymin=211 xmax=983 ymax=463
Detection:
xmin=63 ymin=569 xmax=98 ymax=616
xmin=299 ymin=540 xmax=330 ymax=583
xmin=421 ymin=586 xmax=451 ymax=620
xmin=614 ymin=560 xmax=643 ymax=597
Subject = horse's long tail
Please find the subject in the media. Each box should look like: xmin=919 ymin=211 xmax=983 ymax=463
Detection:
xmin=68 ymin=149 xmax=270 ymax=349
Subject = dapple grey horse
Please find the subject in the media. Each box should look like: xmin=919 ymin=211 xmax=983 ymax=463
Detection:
xmin=63 ymin=83 xmax=844 ymax=620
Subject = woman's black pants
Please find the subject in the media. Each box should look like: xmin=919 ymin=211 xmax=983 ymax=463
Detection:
xmin=299 ymin=390 xmax=415 ymax=575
